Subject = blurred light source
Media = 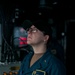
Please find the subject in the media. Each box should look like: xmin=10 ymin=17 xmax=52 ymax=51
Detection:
xmin=39 ymin=0 xmax=53 ymax=9
xmin=15 ymin=15 xmax=19 ymax=18
xmin=15 ymin=8 xmax=19 ymax=19
xmin=15 ymin=8 xmax=19 ymax=11
xmin=38 ymin=12 xmax=42 ymax=15
xmin=61 ymin=32 xmax=65 ymax=36
xmin=53 ymin=2 xmax=57 ymax=5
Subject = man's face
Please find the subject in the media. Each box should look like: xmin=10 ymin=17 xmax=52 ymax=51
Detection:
xmin=27 ymin=25 xmax=46 ymax=46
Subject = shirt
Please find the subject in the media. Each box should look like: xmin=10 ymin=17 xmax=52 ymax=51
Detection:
xmin=17 ymin=49 xmax=66 ymax=75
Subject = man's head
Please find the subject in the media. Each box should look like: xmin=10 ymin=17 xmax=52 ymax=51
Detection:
xmin=22 ymin=19 xmax=52 ymax=47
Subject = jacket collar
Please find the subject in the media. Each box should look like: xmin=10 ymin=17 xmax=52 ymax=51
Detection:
xmin=24 ymin=50 xmax=51 ymax=74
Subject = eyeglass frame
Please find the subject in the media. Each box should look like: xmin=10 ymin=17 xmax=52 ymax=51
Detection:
xmin=26 ymin=28 xmax=38 ymax=33
xmin=26 ymin=28 xmax=46 ymax=35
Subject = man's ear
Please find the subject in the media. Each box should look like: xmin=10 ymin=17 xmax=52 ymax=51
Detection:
xmin=44 ymin=35 xmax=49 ymax=42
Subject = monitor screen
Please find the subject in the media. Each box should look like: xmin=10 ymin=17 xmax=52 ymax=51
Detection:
xmin=13 ymin=26 xmax=28 ymax=48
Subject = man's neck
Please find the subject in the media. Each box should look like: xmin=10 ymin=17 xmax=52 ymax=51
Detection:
xmin=32 ymin=44 xmax=47 ymax=54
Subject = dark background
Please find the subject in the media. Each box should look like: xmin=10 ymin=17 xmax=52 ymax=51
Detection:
xmin=0 ymin=0 xmax=74 ymax=74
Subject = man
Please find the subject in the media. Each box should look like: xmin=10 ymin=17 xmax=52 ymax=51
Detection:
xmin=17 ymin=19 xmax=66 ymax=75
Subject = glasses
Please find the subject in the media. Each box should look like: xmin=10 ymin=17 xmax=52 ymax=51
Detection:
xmin=26 ymin=28 xmax=46 ymax=35
xmin=26 ymin=28 xmax=38 ymax=33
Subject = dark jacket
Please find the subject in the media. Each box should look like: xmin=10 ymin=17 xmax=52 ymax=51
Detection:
xmin=17 ymin=50 xmax=66 ymax=75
